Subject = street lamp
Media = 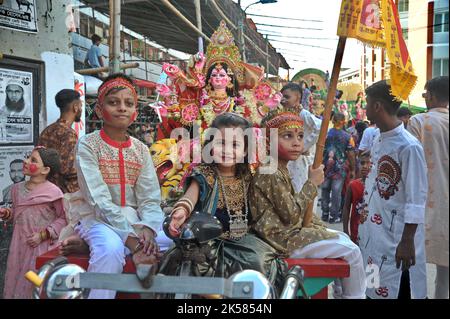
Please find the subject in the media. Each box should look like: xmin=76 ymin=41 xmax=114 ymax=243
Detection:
xmin=244 ymin=0 xmax=277 ymax=13
xmin=239 ymin=0 xmax=277 ymax=62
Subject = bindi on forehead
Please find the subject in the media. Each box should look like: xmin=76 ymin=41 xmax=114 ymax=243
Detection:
xmin=212 ymin=69 xmax=227 ymax=75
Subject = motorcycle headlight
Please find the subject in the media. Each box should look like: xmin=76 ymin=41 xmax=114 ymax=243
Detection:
xmin=228 ymin=269 xmax=275 ymax=299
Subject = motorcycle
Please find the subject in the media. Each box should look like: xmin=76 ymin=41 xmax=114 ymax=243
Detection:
xmin=27 ymin=211 xmax=308 ymax=299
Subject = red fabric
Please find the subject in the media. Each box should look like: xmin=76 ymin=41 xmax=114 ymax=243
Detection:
xmin=100 ymin=129 xmax=132 ymax=148
xmin=133 ymin=78 xmax=157 ymax=90
xmin=99 ymin=129 xmax=130 ymax=207
xmin=98 ymin=78 xmax=138 ymax=105
xmin=348 ymin=179 xmax=365 ymax=244
xmin=118 ymin=149 xmax=126 ymax=207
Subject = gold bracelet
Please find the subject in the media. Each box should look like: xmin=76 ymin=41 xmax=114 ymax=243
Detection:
xmin=173 ymin=202 xmax=191 ymax=216
xmin=174 ymin=201 xmax=191 ymax=214
xmin=132 ymin=242 xmax=143 ymax=255
xmin=170 ymin=206 xmax=189 ymax=218
xmin=178 ymin=198 xmax=194 ymax=212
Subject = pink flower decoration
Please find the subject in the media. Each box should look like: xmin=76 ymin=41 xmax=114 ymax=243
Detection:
xmin=265 ymin=92 xmax=282 ymax=109
xmin=162 ymin=63 xmax=179 ymax=77
xmin=156 ymin=84 xmax=172 ymax=97
xmin=254 ymin=83 xmax=272 ymax=101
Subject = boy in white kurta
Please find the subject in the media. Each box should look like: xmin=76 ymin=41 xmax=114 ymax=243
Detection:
xmin=281 ymin=83 xmax=322 ymax=194
xmin=74 ymin=74 xmax=168 ymax=299
xmin=359 ymin=80 xmax=428 ymax=299
xmin=407 ymin=76 xmax=449 ymax=299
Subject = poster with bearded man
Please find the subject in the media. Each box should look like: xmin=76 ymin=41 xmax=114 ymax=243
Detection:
xmin=0 ymin=68 xmax=33 ymax=143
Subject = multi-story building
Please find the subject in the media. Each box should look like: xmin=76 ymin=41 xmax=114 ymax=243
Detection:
xmin=73 ymin=2 xmax=189 ymax=98
xmin=352 ymin=0 xmax=448 ymax=109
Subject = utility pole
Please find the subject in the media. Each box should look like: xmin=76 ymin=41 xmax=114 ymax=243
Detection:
xmin=109 ymin=0 xmax=121 ymax=74
xmin=240 ymin=16 xmax=246 ymax=62
xmin=265 ymin=34 xmax=269 ymax=79
xmin=194 ymin=0 xmax=203 ymax=53
xmin=144 ymin=37 xmax=148 ymax=81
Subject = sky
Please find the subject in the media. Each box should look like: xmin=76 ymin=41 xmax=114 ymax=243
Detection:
xmin=232 ymin=0 xmax=363 ymax=79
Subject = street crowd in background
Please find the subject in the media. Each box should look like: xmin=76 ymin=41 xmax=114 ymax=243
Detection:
xmin=0 ymin=63 xmax=448 ymax=299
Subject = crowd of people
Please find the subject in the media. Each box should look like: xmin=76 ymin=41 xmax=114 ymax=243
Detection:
xmin=0 ymin=21 xmax=447 ymax=300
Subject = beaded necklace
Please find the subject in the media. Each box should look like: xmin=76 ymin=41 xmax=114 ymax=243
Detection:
xmin=215 ymin=168 xmax=248 ymax=240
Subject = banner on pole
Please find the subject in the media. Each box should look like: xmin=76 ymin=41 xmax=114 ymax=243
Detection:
xmin=337 ymin=0 xmax=417 ymax=101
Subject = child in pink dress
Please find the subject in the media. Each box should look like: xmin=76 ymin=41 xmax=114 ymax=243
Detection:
xmin=0 ymin=147 xmax=66 ymax=299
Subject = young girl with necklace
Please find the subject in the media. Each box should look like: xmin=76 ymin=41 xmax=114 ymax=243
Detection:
xmin=160 ymin=112 xmax=286 ymax=292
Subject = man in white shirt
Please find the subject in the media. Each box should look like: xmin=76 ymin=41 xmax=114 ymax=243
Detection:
xmin=358 ymin=121 xmax=379 ymax=154
xmin=359 ymin=80 xmax=428 ymax=299
xmin=281 ymin=83 xmax=322 ymax=193
xmin=407 ymin=76 xmax=449 ymax=299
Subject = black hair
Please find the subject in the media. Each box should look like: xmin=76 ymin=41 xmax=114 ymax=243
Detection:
xmin=55 ymin=89 xmax=81 ymax=113
xmin=365 ymin=80 xmax=402 ymax=115
xmin=333 ymin=112 xmax=345 ymax=122
xmin=359 ymin=150 xmax=371 ymax=159
xmin=397 ymin=107 xmax=413 ymax=118
xmin=425 ymin=76 xmax=449 ymax=103
xmin=10 ymin=158 xmax=24 ymax=167
xmin=299 ymin=80 xmax=309 ymax=89
xmin=335 ymin=90 xmax=344 ymax=99
xmin=281 ymin=82 xmax=303 ymax=100
xmin=36 ymin=148 xmax=61 ymax=179
xmin=91 ymin=34 xmax=102 ymax=44
xmin=355 ymin=120 xmax=368 ymax=142
xmin=205 ymin=113 xmax=252 ymax=178
xmin=205 ymin=63 xmax=238 ymax=97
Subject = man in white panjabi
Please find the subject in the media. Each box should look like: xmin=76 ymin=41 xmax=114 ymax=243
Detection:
xmin=358 ymin=121 xmax=379 ymax=154
xmin=359 ymin=80 xmax=428 ymax=299
xmin=407 ymin=76 xmax=449 ymax=299
xmin=281 ymin=83 xmax=322 ymax=207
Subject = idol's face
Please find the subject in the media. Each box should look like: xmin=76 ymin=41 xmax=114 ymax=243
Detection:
xmin=210 ymin=67 xmax=230 ymax=90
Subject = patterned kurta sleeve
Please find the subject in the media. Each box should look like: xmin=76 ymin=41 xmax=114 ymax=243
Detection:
xmin=58 ymin=130 xmax=79 ymax=192
xmin=302 ymin=110 xmax=322 ymax=151
xmin=38 ymin=124 xmax=79 ymax=193
xmin=133 ymin=146 xmax=164 ymax=234
xmin=75 ymin=136 xmax=135 ymax=242
xmin=46 ymin=198 xmax=68 ymax=240
xmin=406 ymin=116 xmax=423 ymax=142
xmin=254 ymin=172 xmax=317 ymax=225
xmin=400 ymin=143 xmax=428 ymax=224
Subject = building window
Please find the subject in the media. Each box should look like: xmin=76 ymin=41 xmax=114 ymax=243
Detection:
xmin=398 ymin=0 xmax=409 ymax=12
xmin=434 ymin=12 xmax=449 ymax=33
xmin=433 ymin=58 xmax=449 ymax=77
xmin=79 ymin=13 xmax=89 ymax=37
xmin=402 ymin=28 xmax=408 ymax=40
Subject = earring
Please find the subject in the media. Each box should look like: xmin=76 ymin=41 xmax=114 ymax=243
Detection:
xmin=227 ymin=82 xmax=233 ymax=89
xmin=206 ymin=83 xmax=212 ymax=91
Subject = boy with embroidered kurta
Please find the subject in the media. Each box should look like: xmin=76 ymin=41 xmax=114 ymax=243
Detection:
xmin=359 ymin=80 xmax=428 ymax=299
xmin=249 ymin=107 xmax=367 ymax=299
xmin=72 ymin=74 xmax=169 ymax=299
